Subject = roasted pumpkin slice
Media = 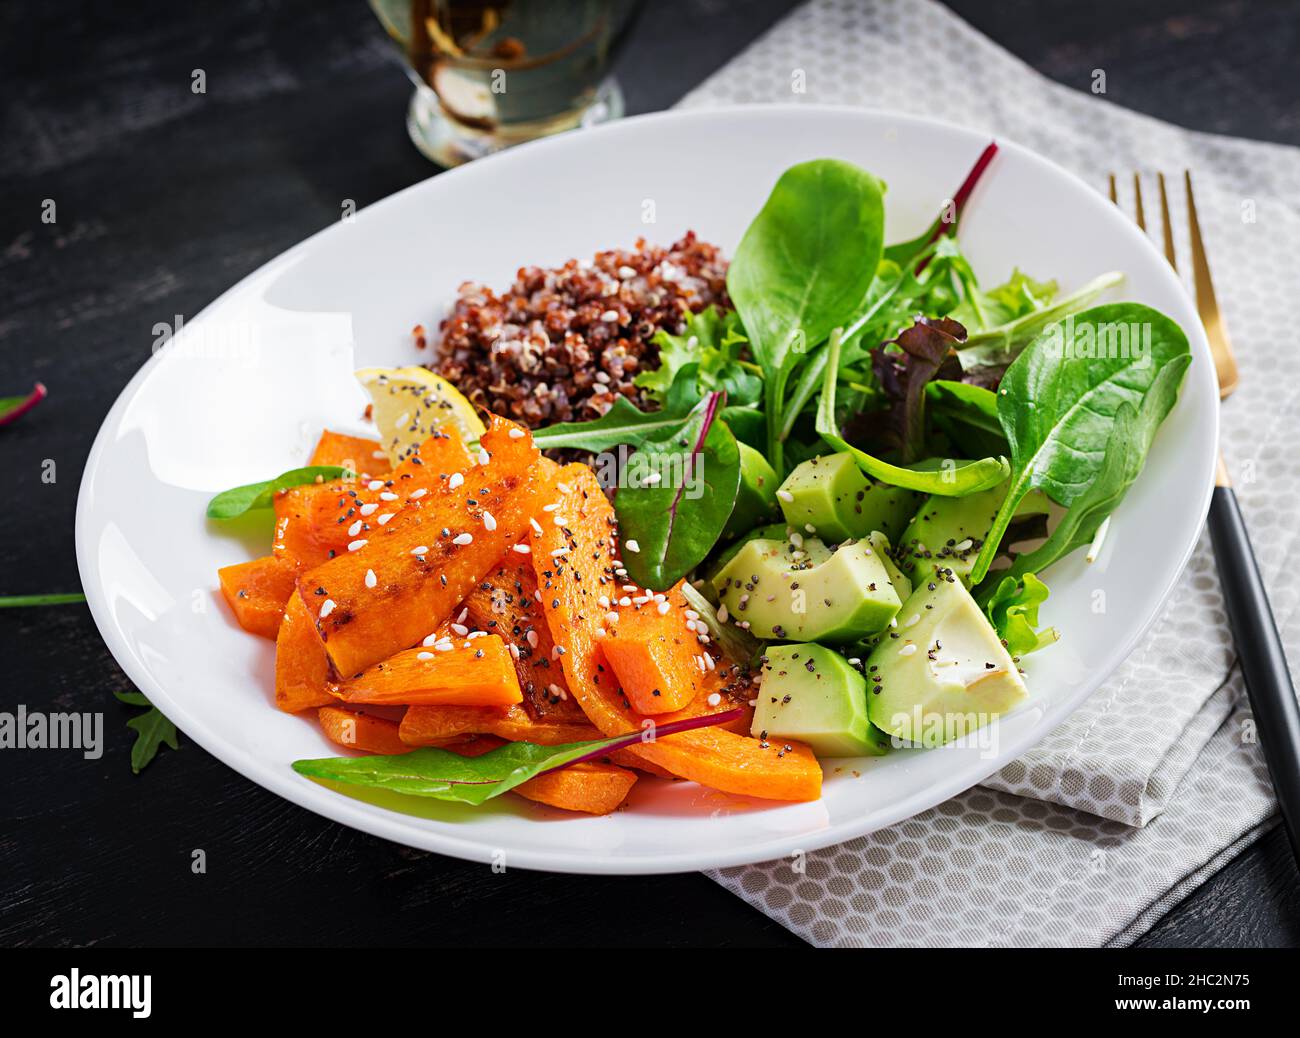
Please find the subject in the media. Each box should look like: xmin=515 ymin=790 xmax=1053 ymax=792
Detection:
xmin=309 ymin=430 xmax=392 ymax=474
xmin=531 ymin=464 xmax=822 ymax=802
xmin=599 ymin=582 xmax=710 ymax=714
xmin=275 ymin=589 xmax=334 ymax=713
xmin=301 ymin=416 xmax=547 ymax=677
xmin=334 ymin=634 xmax=522 ymax=708
xmin=218 ymin=554 xmax=297 ymax=639
xmin=274 ymin=429 xmax=472 ymax=570
xmin=461 ymin=550 xmax=588 ymax=724
xmin=399 ymin=702 xmax=599 ymax=747
xmin=514 ymin=762 xmax=637 ymax=815
xmin=317 ymin=705 xmax=409 ymax=755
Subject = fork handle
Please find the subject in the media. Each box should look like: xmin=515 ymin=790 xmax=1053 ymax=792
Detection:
xmin=1207 ymin=485 xmax=1300 ymax=866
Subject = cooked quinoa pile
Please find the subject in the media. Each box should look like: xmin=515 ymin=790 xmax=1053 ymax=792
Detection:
xmin=430 ymin=232 xmax=730 ymax=425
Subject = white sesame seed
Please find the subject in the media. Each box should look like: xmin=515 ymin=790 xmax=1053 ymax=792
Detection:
xmin=508 ymin=643 xmax=521 ymax=659
xmin=380 ymin=492 xmax=398 ymax=502
xmin=450 ymin=623 xmax=469 ymax=637
xmin=348 ymin=539 xmax=368 ymax=551
xmin=642 ymin=472 xmax=662 ymax=485
xmin=685 ymin=609 xmax=700 ymax=620
xmin=553 ymin=515 xmax=568 ymax=525
xmin=789 ymin=531 xmax=804 ymax=549
xmin=657 ymin=600 xmax=670 ymax=615
xmin=551 ymin=547 xmax=568 ymax=558
xmin=377 ymin=513 xmax=395 ymax=526
xmin=359 ymin=503 xmax=378 ymax=517
xmin=953 ymin=538 xmax=973 ymax=552
xmin=624 ymin=539 xmax=640 ymax=553
xmin=704 ymin=654 xmax=716 ymax=671
xmin=717 ymin=603 xmax=729 ymax=622
xmin=595 ymin=628 xmax=607 ymax=639
xmin=529 ymin=518 xmax=543 ymax=536
xmin=508 ymin=428 xmax=525 ymax=439
xmin=364 ymin=569 xmax=377 ymax=588
xmin=598 ymin=595 xmax=611 ymax=608
xmin=482 ymin=510 xmax=496 ymax=531
xmin=478 ymin=448 xmax=490 ymax=466
xmin=348 ymin=520 xmax=363 ymax=536
xmin=434 ymin=640 xmax=454 ymax=652
xmin=618 ymin=265 xmax=637 ymax=279
xmin=411 ymin=545 xmax=429 ymax=555
xmin=417 ymin=651 xmax=434 ymax=661
xmin=513 ymin=543 xmax=531 ymax=554
xmin=848 ymin=658 xmax=861 ymax=666
xmin=805 ymin=523 xmax=816 ymax=534
xmin=776 ymin=489 xmax=794 ymax=503
xmin=526 ymin=630 xmax=539 ymax=648
xmin=422 ymin=633 xmax=440 ymax=646
xmin=319 ymin=599 xmax=336 ymax=618
xmin=600 ymin=309 xmax=619 ymax=322
xmin=447 ymin=473 xmax=465 ymax=492
xmin=605 ymin=611 xmax=620 ymax=625
xmin=396 ymin=412 xmax=410 ymax=427
xmin=367 ymin=480 xmax=384 ymax=491
xmin=685 ymin=619 xmax=699 ymax=633
xmin=899 ymin=644 xmax=917 ymax=656
xmin=542 ymin=503 xmax=559 ymax=512
xmin=452 ymin=532 xmax=473 ymax=546
xmin=456 ymin=607 xmax=468 ymax=624
xmin=372 ymin=450 xmax=386 ymax=459
xmin=468 ymin=630 xmax=486 ymax=639
xmin=619 ymin=596 xmax=631 ymax=607
xmin=706 ymin=692 xmax=721 ymax=706
xmin=409 ymin=488 xmax=427 ymax=500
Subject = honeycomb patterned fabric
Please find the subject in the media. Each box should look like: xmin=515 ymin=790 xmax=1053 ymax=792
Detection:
xmin=685 ymin=0 xmax=1294 ymax=946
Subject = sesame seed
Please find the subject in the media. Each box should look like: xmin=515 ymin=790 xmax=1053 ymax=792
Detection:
xmin=380 ymin=492 xmax=398 ymax=502
xmin=508 ymin=643 xmax=521 ymax=659
xmin=542 ymin=503 xmax=559 ymax=512
xmin=448 ymin=473 xmax=464 ymax=489
xmin=409 ymin=488 xmax=427 ymax=500
xmin=477 ymin=448 xmax=490 ymax=466
xmin=776 ymin=489 xmax=794 ymax=503
xmin=452 ymin=533 xmax=473 ymax=545
xmin=605 ymin=611 xmax=619 ymax=625
xmin=319 ymin=599 xmax=336 ymax=618
xmin=553 ymin=515 xmax=568 ymax=525
xmin=364 ymin=569 xmax=377 ymax=588
xmin=348 ymin=539 xmax=368 ymax=551
xmin=412 ymin=545 xmax=429 ymax=555
xmin=359 ymin=503 xmax=378 ymax=516
xmin=526 ymin=630 xmax=539 ymax=648
xmin=422 ymin=633 xmax=440 ymax=647
xmin=642 ymin=472 xmax=662 ymax=485
xmin=417 ymin=651 xmax=434 ymax=661
xmin=685 ymin=609 xmax=700 ymax=620
xmin=482 ymin=510 xmax=497 ymax=531
xmin=529 ymin=518 xmax=544 ymax=536
xmin=435 ymin=640 xmax=454 ymax=652
xmin=367 ymin=480 xmax=384 ymax=491
xmin=619 ymin=596 xmax=631 ymax=607
xmin=508 ymin=428 xmax=525 ymax=439
xmin=624 ymin=539 xmax=641 ymax=553
xmin=718 ymin=604 xmax=729 ymax=622
xmin=451 ymin=623 xmax=469 ymax=637
xmin=551 ymin=547 xmax=568 ymax=558
xmin=513 ymin=543 xmax=531 ymax=554
xmin=899 ymin=644 xmax=917 ymax=656
xmin=657 ymin=601 xmax=670 ymax=615
xmin=377 ymin=513 xmax=395 ymax=526
xmin=348 ymin=520 xmax=363 ymax=536
xmin=707 ymin=692 xmax=721 ymax=706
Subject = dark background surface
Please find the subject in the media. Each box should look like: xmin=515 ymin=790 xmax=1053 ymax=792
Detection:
xmin=2 ymin=0 xmax=1299 ymax=947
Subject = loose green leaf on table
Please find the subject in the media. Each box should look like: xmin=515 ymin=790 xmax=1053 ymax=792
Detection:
xmin=0 ymin=593 xmax=87 ymax=608
xmin=113 ymin=690 xmax=179 ymax=773
xmin=615 ymin=391 xmax=742 ymax=591
xmin=967 ymin=302 xmax=1192 ymax=587
xmin=206 ymin=465 xmax=352 ymax=520
xmin=0 ymin=382 xmax=48 ymax=427
xmin=293 ymin=708 xmax=745 ymax=805
xmin=816 ymin=329 xmax=1009 ymax=496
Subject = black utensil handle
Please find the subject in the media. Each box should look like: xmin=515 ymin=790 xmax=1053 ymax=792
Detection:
xmin=1207 ymin=485 xmax=1300 ymax=865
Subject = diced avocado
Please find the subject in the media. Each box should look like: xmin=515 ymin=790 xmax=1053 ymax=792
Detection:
xmin=868 ymin=531 xmax=911 ymax=602
xmin=866 ymin=575 xmax=1028 ymax=747
xmin=754 ymin=643 xmax=888 ymax=757
xmin=712 ymin=533 xmax=902 ymax=643
xmin=722 ymin=442 xmax=780 ymax=539
xmin=777 ymin=452 xmax=920 ymax=543
xmin=897 ymin=480 xmax=1050 ymax=585
xmin=704 ymin=521 xmax=788 ymax=588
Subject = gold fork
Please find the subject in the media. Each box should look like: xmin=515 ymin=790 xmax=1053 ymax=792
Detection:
xmin=1111 ymin=171 xmax=1300 ymax=866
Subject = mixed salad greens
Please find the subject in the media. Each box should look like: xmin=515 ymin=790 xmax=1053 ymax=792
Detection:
xmin=210 ymin=143 xmax=1191 ymax=811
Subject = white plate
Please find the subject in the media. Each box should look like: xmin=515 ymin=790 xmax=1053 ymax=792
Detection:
xmin=76 ymin=105 xmax=1218 ymax=874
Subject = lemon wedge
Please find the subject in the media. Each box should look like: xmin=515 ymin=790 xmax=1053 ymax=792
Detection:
xmin=356 ymin=366 xmax=486 ymax=466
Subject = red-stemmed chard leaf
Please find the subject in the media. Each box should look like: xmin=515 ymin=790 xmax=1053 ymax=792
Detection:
xmin=883 ymin=142 xmax=998 ymax=272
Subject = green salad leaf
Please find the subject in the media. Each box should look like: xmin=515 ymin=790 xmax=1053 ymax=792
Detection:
xmin=616 ymin=392 xmax=742 ymax=590
xmin=925 ymin=380 xmax=1007 ymax=457
xmin=294 ymin=708 xmax=744 ymax=805
xmin=0 ymin=593 xmax=86 ymax=607
xmin=968 ymin=302 xmax=1192 ymax=587
xmin=530 ymin=364 xmax=703 ymax=453
xmin=816 ymin=329 xmax=1009 ymax=496
xmin=983 ymin=573 xmax=1058 ymax=656
xmin=635 ymin=306 xmax=760 ymax=407
xmin=114 ymin=690 xmax=179 ymax=773
xmin=207 ymin=465 xmax=352 ymax=519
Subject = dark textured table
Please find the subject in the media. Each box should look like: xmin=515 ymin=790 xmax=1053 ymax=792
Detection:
xmin=3 ymin=0 xmax=1299 ymax=947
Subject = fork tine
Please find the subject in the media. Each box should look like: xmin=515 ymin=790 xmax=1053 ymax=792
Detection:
xmin=1184 ymin=171 xmax=1240 ymax=397
xmin=1132 ymin=173 xmax=1146 ymax=230
xmin=1157 ymin=173 xmax=1177 ymax=269
xmin=1108 ymin=173 xmax=1118 ymax=204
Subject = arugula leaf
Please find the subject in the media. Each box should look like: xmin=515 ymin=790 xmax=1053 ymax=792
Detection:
xmin=0 ymin=593 xmax=86 ymax=607
xmin=0 ymin=382 xmax=47 ymax=427
xmin=634 ymin=307 xmax=760 ymax=407
xmin=114 ymin=690 xmax=179 ymax=773
xmin=983 ymin=573 xmax=1058 ymax=656
xmin=293 ymin=708 xmax=744 ymax=804
xmin=727 ymin=159 xmax=886 ymax=471
xmin=968 ymin=302 xmax=1192 ymax=587
xmin=207 ymin=465 xmax=352 ymax=520
xmin=531 ymin=364 xmax=703 ymax=452
xmin=616 ymin=392 xmax=742 ymax=590
xmin=816 ymin=329 xmax=1009 ymax=496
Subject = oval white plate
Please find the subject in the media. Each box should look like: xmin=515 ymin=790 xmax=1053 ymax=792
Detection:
xmin=76 ymin=105 xmax=1217 ymax=874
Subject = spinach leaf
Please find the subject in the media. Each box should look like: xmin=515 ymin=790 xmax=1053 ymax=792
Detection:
xmin=531 ymin=364 xmax=703 ymax=452
xmin=114 ymin=690 xmax=179 ymax=773
xmin=207 ymin=465 xmax=352 ymax=519
xmin=727 ymin=159 xmax=886 ymax=470
xmin=982 ymin=573 xmax=1058 ymax=656
xmin=968 ymin=302 xmax=1192 ymax=587
xmin=616 ymin=392 xmax=742 ymax=590
xmin=293 ymin=708 xmax=744 ymax=804
xmin=816 ymin=329 xmax=1009 ymax=496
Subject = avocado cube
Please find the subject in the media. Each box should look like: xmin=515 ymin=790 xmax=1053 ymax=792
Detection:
xmin=712 ymin=534 xmax=902 ymax=643
xmin=777 ymin=452 xmax=920 ymax=543
xmin=754 ymin=643 xmax=889 ymax=757
xmin=866 ymin=575 xmax=1028 ymax=747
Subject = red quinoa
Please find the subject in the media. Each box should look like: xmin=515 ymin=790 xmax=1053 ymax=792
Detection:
xmin=430 ymin=232 xmax=730 ymax=426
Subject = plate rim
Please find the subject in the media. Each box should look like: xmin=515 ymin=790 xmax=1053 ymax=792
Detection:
xmin=75 ymin=102 xmax=1219 ymax=874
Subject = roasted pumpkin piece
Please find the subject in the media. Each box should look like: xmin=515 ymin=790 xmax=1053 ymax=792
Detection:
xmin=309 ymin=430 xmax=392 ymax=474
xmin=399 ymin=702 xmax=600 ymax=747
xmin=302 ymin=416 xmax=547 ymax=678
xmin=531 ymin=464 xmax=822 ymax=802
xmin=514 ymin=762 xmax=638 ymax=815
xmin=317 ymin=705 xmax=409 ymax=755
xmin=274 ymin=428 xmax=473 ymax=570
xmin=275 ymin=590 xmax=334 ymax=713
xmin=599 ymin=583 xmax=709 ymax=714
xmin=218 ymin=554 xmax=297 ymax=639
xmin=461 ymin=551 xmax=588 ymax=724
xmin=334 ymin=635 xmax=523 ymax=707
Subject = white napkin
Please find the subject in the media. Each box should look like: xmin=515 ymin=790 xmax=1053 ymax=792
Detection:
xmin=681 ymin=0 xmax=1299 ymax=946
